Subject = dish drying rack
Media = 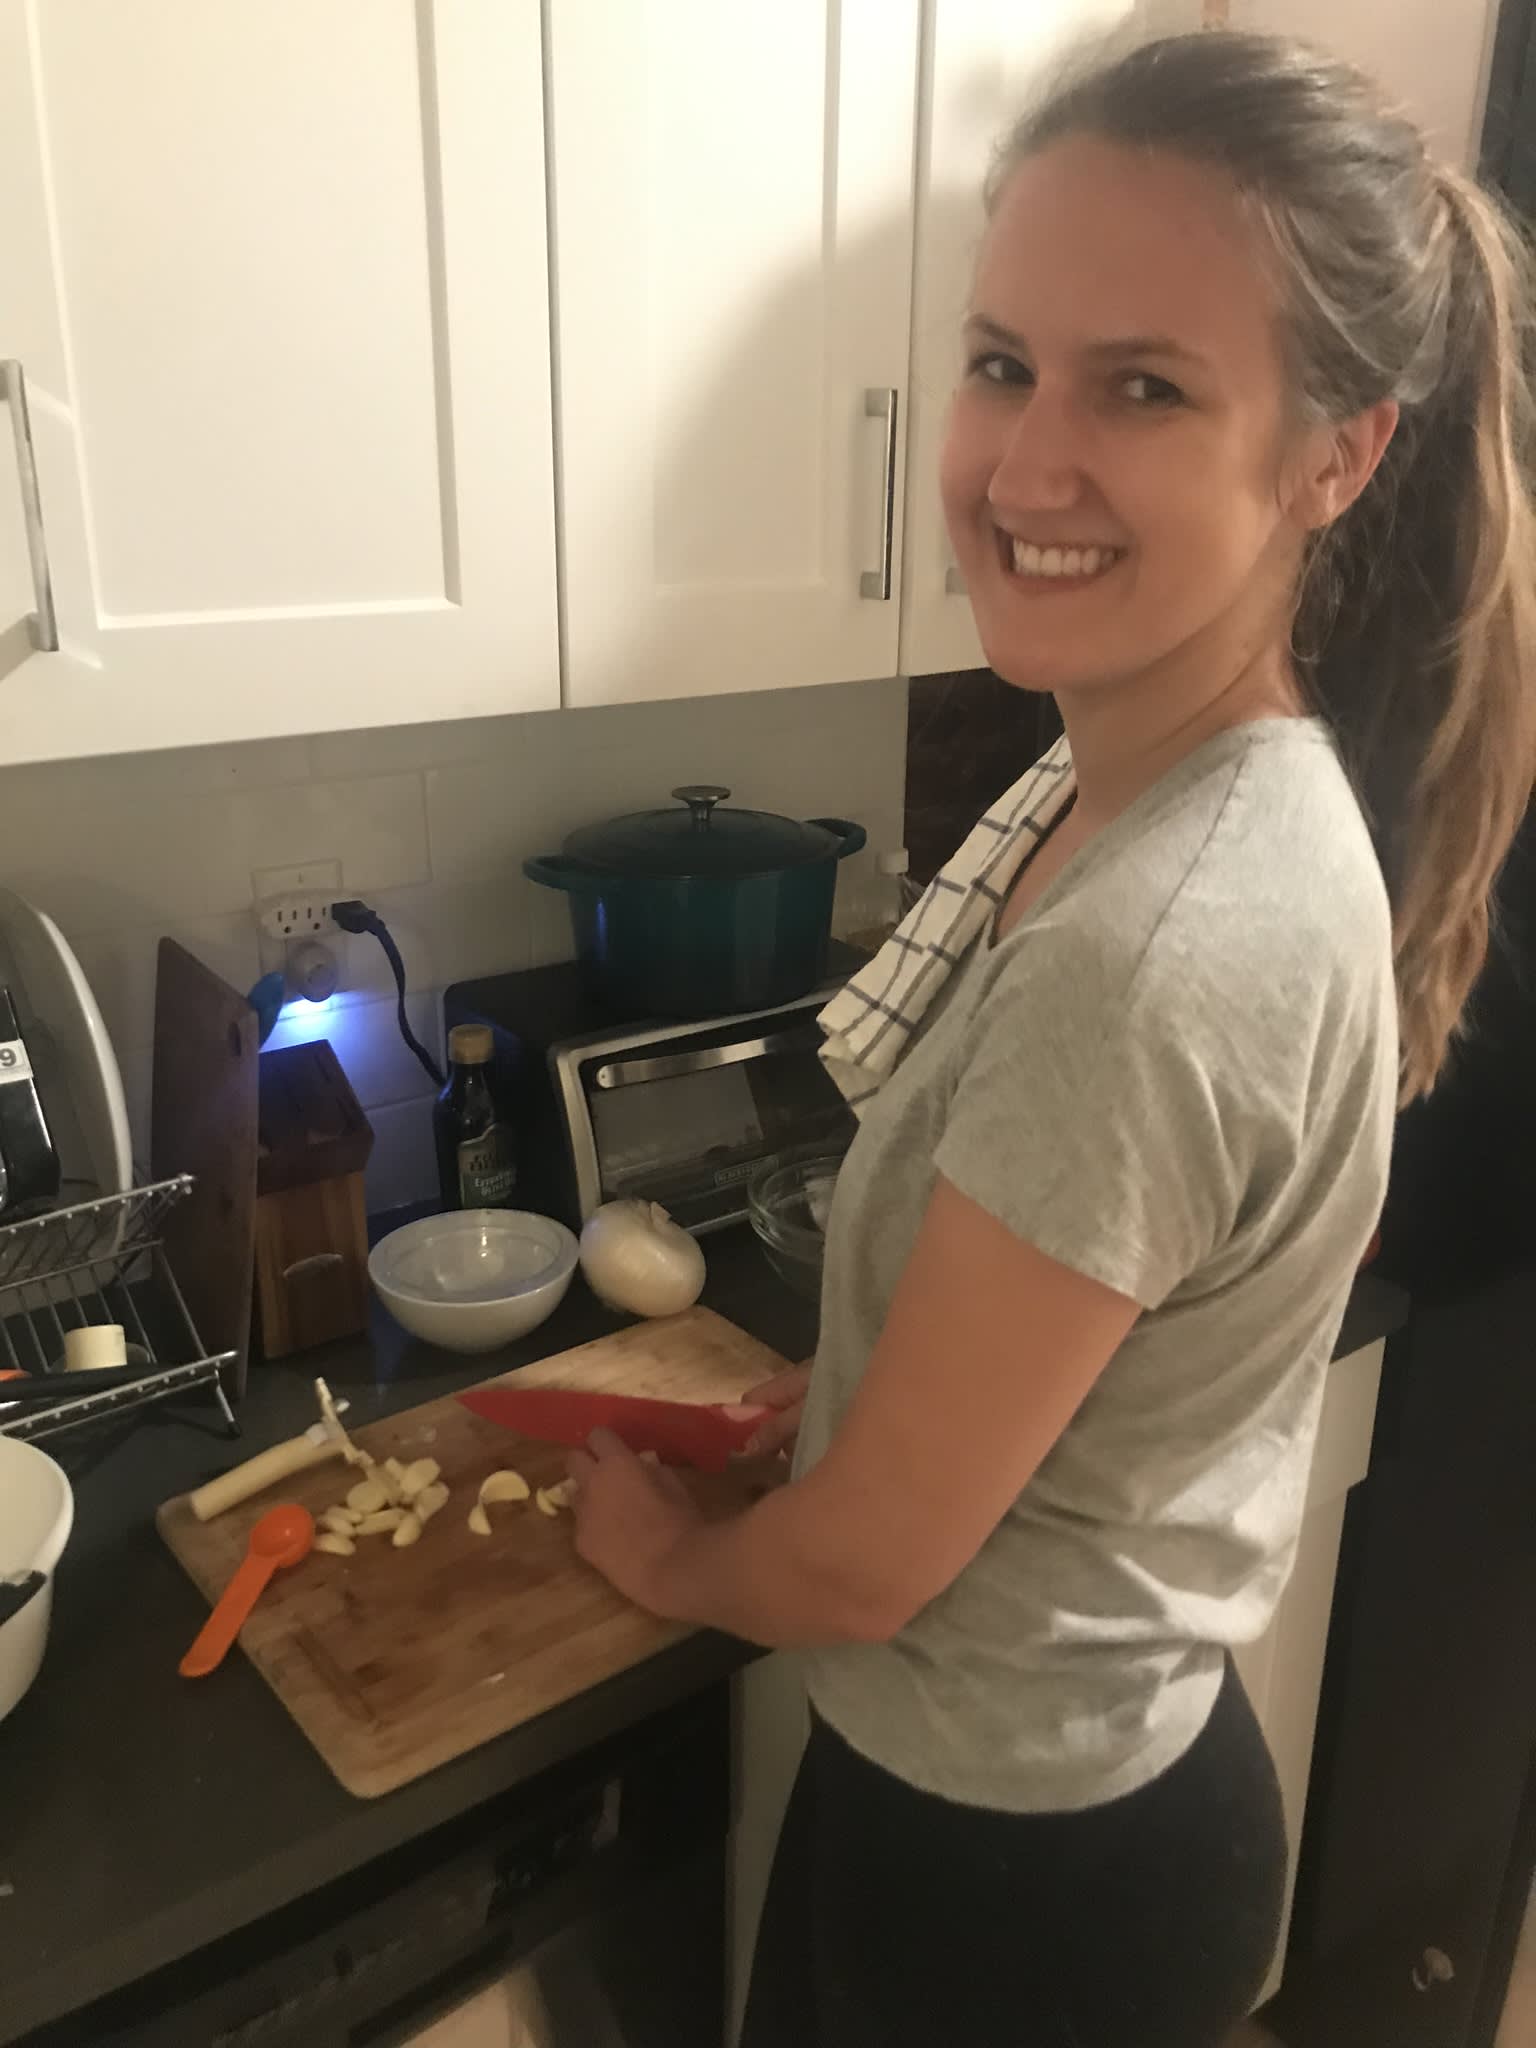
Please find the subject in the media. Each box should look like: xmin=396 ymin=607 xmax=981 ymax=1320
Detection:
xmin=0 ymin=1176 xmax=238 ymax=1443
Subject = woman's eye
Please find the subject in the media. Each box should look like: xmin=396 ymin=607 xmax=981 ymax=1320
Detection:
xmin=1120 ymin=372 xmax=1184 ymax=407
xmin=967 ymin=351 xmax=1032 ymax=388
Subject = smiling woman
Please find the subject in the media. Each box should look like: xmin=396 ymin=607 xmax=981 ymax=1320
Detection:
xmin=564 ymin=30 xmax=1536 ymax=2048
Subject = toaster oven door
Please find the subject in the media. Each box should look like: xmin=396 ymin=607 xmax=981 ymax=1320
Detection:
xmin=554 ymin=1007 xmax=854 ymax=1231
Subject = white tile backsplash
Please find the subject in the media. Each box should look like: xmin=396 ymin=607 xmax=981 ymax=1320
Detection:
xmin=196 ymin=771 xmax=432 ymax=913
xmin=0 ymin=677 xmax=907 ymax=1210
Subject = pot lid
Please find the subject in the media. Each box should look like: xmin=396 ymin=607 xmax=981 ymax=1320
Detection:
xmin=562 ymin=786 xmax=840 ymax=879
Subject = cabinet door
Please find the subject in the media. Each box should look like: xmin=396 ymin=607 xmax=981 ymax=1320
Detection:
xmin=549 ymin=0 xmax=920 ymax=708
xmin=1225 ymin=0 xmax=1497 ymax=166
xmin=900 ymin=0 xmax=1146 ymax=680
xmin=0 ymin=0 xmax=559 ymax=764
xmin=1234 ymin=1337 xmax=1385 ymax=2005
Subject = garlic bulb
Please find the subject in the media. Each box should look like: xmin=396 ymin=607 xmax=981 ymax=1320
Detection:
xmin=579 ymin=1200 xmax=706 ymax=1318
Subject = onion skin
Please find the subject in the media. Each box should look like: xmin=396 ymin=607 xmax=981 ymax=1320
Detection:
xmin=579 ymin=1200 xmax=707 ymax=1318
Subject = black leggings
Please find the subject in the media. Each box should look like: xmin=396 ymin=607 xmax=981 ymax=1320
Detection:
xmin=740 ymin=1657 xmax=1286 ymax=2048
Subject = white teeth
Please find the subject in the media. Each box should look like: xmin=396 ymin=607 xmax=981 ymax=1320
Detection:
xmin=1008 ymin=538 xmax=1119 ymax=581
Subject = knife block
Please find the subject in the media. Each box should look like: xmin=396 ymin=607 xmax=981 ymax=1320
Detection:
xmin=254 ymin=1040 xmax=374 ymax=1359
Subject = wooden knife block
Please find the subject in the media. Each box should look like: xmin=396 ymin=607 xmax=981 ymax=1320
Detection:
xmin=254 ymin=1040 xmax=374 ymax=1359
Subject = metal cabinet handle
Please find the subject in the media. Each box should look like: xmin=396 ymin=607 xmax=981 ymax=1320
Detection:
xmin=0 ymin=362 xmax=58 ymax=657
xmin=860 ymin=387 xmax=899 ymax=601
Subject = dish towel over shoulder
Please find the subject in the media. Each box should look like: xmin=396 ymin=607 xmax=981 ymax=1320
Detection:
xmin=818 ymin=735 xmax=1076 ymax=1113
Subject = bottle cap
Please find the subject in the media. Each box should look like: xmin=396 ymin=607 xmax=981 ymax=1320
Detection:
xmin=448 ymin=1023 xmax=494 ymax=1066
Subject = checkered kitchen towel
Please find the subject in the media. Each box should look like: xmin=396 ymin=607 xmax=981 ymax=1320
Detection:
xmin=818 ymin=734 xmax=1076 ymax=1113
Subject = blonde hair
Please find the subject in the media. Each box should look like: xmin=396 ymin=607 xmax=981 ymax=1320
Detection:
xmin=991 ymin=33 xmax=1536 ymax=1102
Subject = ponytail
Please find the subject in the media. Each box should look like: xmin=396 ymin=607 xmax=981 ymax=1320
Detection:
xmin=1375 ymin=172 xmax=1536 ymax=1099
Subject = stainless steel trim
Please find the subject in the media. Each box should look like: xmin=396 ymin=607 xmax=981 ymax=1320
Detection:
xmin=860 ymin=386 xmax=898 ymax=600
xmin=551 ymin=1040 xmax=606 ymax=1227
xmin=594 ymin=1026 xmax=816 ymax=1091
xmin=944 ymin=563 xmax=966 ymax=595
xmin=0 ymin=362 xmax=59 ymax=657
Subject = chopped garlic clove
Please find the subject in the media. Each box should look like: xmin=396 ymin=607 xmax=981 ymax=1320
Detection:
xmin=414 ymin=1481 xmax=449 ymax=1524
xmin=479 ymin=1470 xmax=530 ymax=1506
xmin=346 ymin=1477 xmax=388 ymax=1515
xmin=320 ymin=1506 xmax=361 ymax=1536
xmin=392 ymin=1512 xmax=423 ymax=1548
xmin=400 ymin=1457 xmax=441 ymax=1501
xmin=315 ymin=1532 xmax=355 ymax=1557
xmin=354 ymin=1508 xmax=407 ymax=1536
xmin=467 ymin=1503 xmax=492 ymax=1537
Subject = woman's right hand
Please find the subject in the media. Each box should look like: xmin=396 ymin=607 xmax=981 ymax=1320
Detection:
xmin=738 ymin=1361 xmax=814 ymax=1459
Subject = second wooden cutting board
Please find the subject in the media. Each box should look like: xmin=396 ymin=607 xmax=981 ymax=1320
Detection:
xmin=158 ymin=1307 xmax=790 ymax=1798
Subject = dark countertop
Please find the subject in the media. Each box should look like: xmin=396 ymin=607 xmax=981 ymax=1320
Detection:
xmin=0 ymin=1239 xmax=1407 ymax=2045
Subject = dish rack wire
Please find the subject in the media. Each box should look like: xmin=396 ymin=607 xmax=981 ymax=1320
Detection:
xmin=0 ymin=1176 xmax=238 ymax=1443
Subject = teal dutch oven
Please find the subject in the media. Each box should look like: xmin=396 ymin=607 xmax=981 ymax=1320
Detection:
xmin=525 ymin=785 xmax=866 ymax=1019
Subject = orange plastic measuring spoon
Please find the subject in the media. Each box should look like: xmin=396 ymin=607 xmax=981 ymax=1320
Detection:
xmin=179 ymin=1502 xmax=315 ymax=1678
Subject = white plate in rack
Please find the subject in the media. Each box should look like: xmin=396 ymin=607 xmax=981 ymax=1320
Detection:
xmin=0 ymin=890 xmax=133 ymax=1209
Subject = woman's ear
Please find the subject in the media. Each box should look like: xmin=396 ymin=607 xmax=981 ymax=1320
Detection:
xmin=1292 ymin=398 xmax=1400 ymax=531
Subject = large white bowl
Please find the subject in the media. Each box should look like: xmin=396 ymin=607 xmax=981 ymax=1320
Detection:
xmin=0 ymin=1435 xmax=74 ymax=1723
xmin=369 ymin=1209 xmax=579 ymax=1354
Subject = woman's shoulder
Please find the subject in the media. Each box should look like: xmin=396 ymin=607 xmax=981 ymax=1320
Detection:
xmin=973 ymin=722 xmax=1393 ymax=1059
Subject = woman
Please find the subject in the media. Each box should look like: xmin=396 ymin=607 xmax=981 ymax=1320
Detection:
xmin=567 ymin=32 xmax=1536 ymax=2047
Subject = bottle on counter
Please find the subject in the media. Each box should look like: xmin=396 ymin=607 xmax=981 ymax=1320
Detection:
xmin=846 ymin=848 xmax=924 ymax=955
xmin=434 ymin=1024 xmax=518 ymax=1212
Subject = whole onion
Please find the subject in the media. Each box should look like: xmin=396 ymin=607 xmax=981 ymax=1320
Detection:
xmin=579 ymin=1200 xmax=707 ymax=1318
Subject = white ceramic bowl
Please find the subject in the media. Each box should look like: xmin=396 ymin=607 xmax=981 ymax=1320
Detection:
xmin=0 ymin=1435 xmax=74 ymax=1723
xmin=369 ymin=1209 xmax=579 ymax=1354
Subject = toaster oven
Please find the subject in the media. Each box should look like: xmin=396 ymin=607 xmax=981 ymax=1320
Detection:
xmin=443 ymin=956 xmax=861 ymax=1234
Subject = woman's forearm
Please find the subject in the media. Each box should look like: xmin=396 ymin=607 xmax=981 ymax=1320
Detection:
xmin=648 ymin=1475 xmax=905 ymax=1649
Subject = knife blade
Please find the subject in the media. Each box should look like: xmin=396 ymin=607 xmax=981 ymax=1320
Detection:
xmin=456 ymin=1385 xmax=774 ymax=1472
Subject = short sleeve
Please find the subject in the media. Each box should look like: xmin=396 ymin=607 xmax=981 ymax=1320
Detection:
xmin=933 ymin=933 xmax=1244 ymax=1309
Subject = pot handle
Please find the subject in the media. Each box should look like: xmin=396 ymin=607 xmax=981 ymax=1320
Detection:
xmin=524 ymin=854 xmax=594 ymax=893
xmin=807 ymin=818 xmax=867 ymax=861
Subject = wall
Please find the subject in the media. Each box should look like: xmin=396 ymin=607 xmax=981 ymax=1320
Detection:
xmin=0 ymin=679 xmax=907 ymax=1213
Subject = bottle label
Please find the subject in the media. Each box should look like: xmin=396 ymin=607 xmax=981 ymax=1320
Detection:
xmin=458 ymin=1128 xmax=517 ymax=1209
xmin=0 ymin=1038 xmax=34 ymax=1084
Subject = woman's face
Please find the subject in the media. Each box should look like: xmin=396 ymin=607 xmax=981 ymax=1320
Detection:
xmin=942 ymin=137 xmax=1316 ymax=698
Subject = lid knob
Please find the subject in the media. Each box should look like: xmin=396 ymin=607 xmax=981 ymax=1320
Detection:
xmin=672 ymin=785 xmax=731 ymax=831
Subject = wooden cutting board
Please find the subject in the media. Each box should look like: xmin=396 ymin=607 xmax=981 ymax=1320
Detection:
xmin=151 ymin=938 xmax=259 ymax=1396
xmin=157 ymin=1307 xmax=789 ymax=1798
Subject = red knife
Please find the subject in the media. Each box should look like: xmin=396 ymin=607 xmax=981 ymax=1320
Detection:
xmin=456 ymin=1385 xmax=774 ymax=1473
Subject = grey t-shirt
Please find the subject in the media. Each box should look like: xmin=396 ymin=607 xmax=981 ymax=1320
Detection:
xmin=794 ymin=718 xmax=1397 ymax=1813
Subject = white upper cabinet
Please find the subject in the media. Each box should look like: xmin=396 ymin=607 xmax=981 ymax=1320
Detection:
xmin=0 ymin=1 xmax=559 ymax=764
xmin=899 ymin=0 xmax=1146 ymax=679
xmin=547 ymin=0 xmax=921 ymax=708
xmin=1223 ymin=0 xmax=1497 ymax=166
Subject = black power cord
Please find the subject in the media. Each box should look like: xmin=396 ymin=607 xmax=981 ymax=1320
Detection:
xmin=330 ymin=898 xmax=446 ymax=1090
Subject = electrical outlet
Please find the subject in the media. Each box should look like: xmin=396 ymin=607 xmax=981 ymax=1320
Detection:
xmin=253 ymin=859 xmax=342 ymax=940
xmin=253 ymin=860 xmax=344 ymax=981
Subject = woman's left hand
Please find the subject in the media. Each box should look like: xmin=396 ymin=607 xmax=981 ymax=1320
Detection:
xmin=565 ymin=1428 xmax=703 ymax=1614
